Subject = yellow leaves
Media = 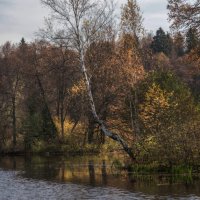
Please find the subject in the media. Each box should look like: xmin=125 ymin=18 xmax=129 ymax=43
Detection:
xmin=71 ymin=85 xmax=80 ymax=95
xmin=144 ymin=135 xmax=157 ymax=146
xmin=141 ymin=83 xmax=172 ymax=110
xmin=118 ymin=37 xmax=145 ymax=86
xmin=70 ymin=79 xmax=86 ymax=96
xmin=54 ymin=117 xmax=73 ymax=136
xmin=139 ymin=83 xmax=174 ymax=132
xmin=54 ymin=117 xmax=84 ymax=138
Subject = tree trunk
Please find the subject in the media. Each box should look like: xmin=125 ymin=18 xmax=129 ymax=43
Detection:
xmin=80 ymin=50 xmax=135 ymax=160
xmin=12 ymin=96 xmax=16 ymax=149
xmin=129 ymin=99 xmax=135 ymax=136
xmin=70 ymin=119 xmax=79 ymax=133
xmin=35 ymin=72 xmax=58 ymax=136
xmin=88 ymin=117 xmax=95 ymax=144
xmin=60 ymin=97 xmax=65 ymax=140
xmin=134 ymin=86 xmax=140 ymax=138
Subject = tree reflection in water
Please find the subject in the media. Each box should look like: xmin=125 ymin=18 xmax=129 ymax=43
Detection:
xmin=0 ymin=155 xmax=200 ymax=198
xmin=88 ymin=160 xmax=95 ymax=186
xmin=101 ymin=160 xmax=107 ymax=185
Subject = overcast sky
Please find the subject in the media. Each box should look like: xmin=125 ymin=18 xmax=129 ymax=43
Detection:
xmin=0 ymin=0 xmax=170 ymax=45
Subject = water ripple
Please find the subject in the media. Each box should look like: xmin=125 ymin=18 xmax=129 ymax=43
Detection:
xmin=0 ymin=168 xmax=200 ymax=200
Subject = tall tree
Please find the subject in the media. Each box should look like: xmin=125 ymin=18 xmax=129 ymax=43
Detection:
xmin=41 ymin=0 xmax=135 ymax=159
xmin=186 ymin=28 xmax=199 ymax=53
xmin=120 ymin=0 xmax=143 ymax=38
xmin=120 ymin=0 xmax=144 ymax=138
xmin=151 ymin=28 xmax=173 ymax=56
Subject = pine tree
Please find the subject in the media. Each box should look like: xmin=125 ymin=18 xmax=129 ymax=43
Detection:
xmin=151 ymin=28 xmax=173 ymax=56
xmin=186 ymin=28 xmax=199 ymax=53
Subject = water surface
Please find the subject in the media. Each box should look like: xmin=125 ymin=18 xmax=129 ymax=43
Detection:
xmin=0 ymin=155 xmax=200 ymax=199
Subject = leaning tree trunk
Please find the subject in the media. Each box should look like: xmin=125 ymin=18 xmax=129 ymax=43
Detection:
xmin=40 ymin=0 xmax=135 ymax=160
xmin=80 ymin=50 xmax=135 ymax=160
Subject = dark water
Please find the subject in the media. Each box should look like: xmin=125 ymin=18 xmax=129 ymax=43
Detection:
xmin=0 ymin=155 xmax=200 ymax=200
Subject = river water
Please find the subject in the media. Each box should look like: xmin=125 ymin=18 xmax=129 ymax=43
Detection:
xmin=0 ymin=155 xmax=200 ymax=200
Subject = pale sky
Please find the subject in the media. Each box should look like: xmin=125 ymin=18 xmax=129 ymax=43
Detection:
xmin=0 ymin=0 xmax=170 ymax=45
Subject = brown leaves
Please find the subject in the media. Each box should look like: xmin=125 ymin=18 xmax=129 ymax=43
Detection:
xmin=168 ymin=0 xmax=200 ymax=35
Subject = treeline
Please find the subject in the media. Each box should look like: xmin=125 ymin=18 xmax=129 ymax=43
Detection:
xmin=0 ymin=0 xmax=200 ymax=165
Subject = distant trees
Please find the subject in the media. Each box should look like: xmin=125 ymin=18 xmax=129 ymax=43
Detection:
xmin=186 ymin=28 xmax=199 ymax=53
xmin=168 ymin=0 xmax=200 ymax=102
xmin=168 ymin=0 xmax=200 ymax=61
xmin=150 ymin=25 xmax=199 ymax=59
xmin=0 ymin=0 xmax=200 ymax=166
xmin=150 ymin=28 xmax=173 ymax=56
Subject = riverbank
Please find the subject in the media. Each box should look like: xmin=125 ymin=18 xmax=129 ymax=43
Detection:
xmin=1 ymin=140 xmax=200 ymax=176
xmin=0 ymin=147 xmax=101 ymax=157
xmin=1 ymin=149 xmax=200 ymax=177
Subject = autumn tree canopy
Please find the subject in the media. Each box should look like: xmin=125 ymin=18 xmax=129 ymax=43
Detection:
xmin=168 ymin=0 xmax=200 ymax=35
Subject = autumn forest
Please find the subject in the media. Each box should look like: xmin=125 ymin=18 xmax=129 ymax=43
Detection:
xmin=0 ymin=0 xmax=200 ymax=168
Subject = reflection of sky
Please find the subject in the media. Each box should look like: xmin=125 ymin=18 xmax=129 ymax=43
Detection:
xmin=0 ymin=0 xmax=169 ymax=44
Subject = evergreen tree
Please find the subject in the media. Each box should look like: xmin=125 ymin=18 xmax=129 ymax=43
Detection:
xmin=22 ymin=90 xmax=57 ymax=150
xmin=186 ymin=28 xmax=199 ymax=53
xmin=19 ymin=38 xmax=27 ymax=52
xmin=20 ymin=37 xmax=26 ymax=46
xmin=151 ymin=28 xmax=173 ymax=56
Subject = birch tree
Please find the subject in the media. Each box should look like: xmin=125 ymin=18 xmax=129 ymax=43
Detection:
xmin=41 ymin=0 xmax=134 ymax=159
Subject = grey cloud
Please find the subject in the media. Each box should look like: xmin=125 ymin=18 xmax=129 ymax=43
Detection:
xmin=118 ymin=0 xmax=169 ymax=32
xmin=0 ymin=0 xmax=12 ymax=6
xmin=0 ymin=0 xmax=169 ymax=45
xmin=0 ymin=0 xmax=49 ymax=44
xmin=142 ymin=3 xmax=167 ymax=14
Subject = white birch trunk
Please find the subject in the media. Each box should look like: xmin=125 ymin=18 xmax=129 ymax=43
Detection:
xmin=80 ymin=50 xmax=135 ymax=159
xmin=41 ymin=0 xmax=135 ymax=160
